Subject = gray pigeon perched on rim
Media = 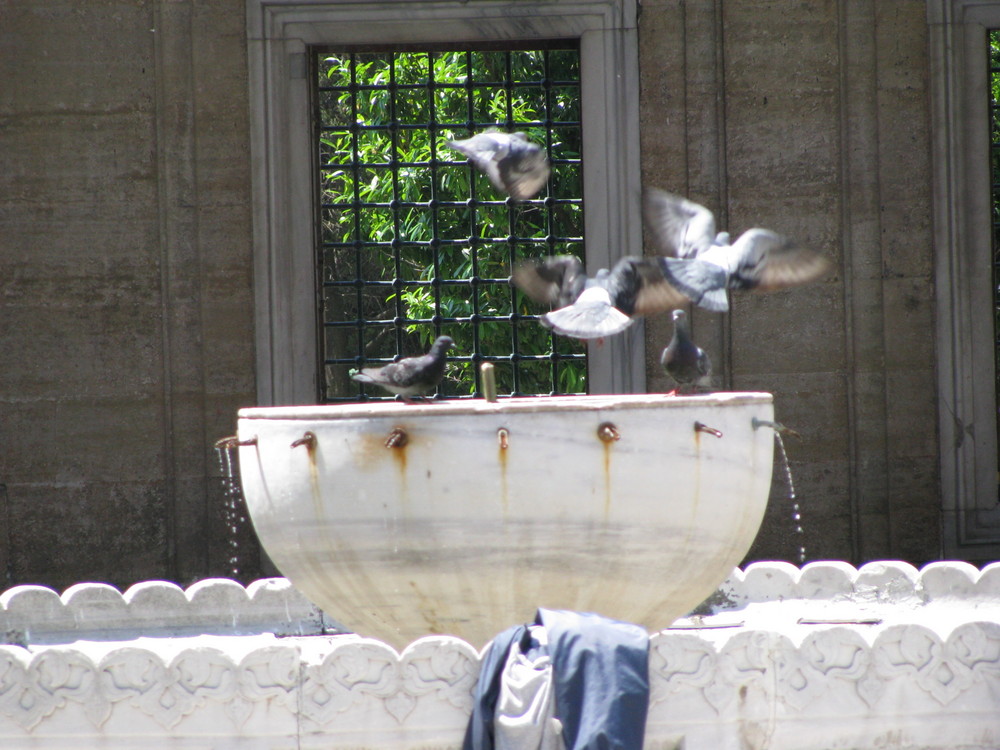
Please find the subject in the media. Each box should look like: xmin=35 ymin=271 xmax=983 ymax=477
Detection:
xmin=660 ymin=309 xmax=712 ymax=394
xmin=447 ymin=131 xmax=550 ymax=201
xmin=513 ymin=254 xmax=689 ymax=340
xmin=643 ymin=188 xmax=832 ymax=312
xmin=351 ymin=336 xmax=454 ymax=402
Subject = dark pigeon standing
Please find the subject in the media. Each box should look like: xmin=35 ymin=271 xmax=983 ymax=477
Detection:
xmin=351 ymin=336 xmax=454 ymax=402
xmin=643 ymin=188 xmax=832 ymax=312
xmin=512 ymin=254 xmax=689 ymax=339
xmin=447 ymin=131 xmax=550 ymax=201
xmin=660 ymin=309 xmax=712 ymax=394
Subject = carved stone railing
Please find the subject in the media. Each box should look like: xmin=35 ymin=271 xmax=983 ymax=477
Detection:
xmin=0 ymin=577 xmax=341 ymax=644
xmin=0 ymin=562 xmax=997 ymax=749
xmin=713 ymin=559 xmax=1000 ymax=607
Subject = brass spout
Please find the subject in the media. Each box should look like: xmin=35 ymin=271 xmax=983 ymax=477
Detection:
xmin=385 ymin=427 xmax=409 ymax=449
xmin=214 ymin=435 xmax=258 ymax=449
xmin=751 ymin=418 xmax=801 ymax=438
xmin=291 ymin=432 xmax=317 ymax=449
xmin=694 ymin=422 xmax=723 ymax=438
xmin=597 ymin=422 xmax=621 ymax=443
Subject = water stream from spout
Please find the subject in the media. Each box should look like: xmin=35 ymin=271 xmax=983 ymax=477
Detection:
xmin=214 ymin=442 xmax=246 ymax=578
xmin=772 ymin=433 xmax=806 ymax=564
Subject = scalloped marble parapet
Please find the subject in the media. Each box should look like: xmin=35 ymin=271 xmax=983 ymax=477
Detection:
xmin=715 ymin=560 xmax=1000 ymax=603
xmin=0 ymin=623 xmax=997 ymax=749
xmin=0 ymin=563 xmax=998 ymax=748
xmin=0 ymin=578 xmax=342 ymax=644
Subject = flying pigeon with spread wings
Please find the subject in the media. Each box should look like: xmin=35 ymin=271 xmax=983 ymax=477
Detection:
xmin=513 ymin=254 xmax=689 ymax=339
xmin=447 ymin=131 xmax=550 ymax=201
xmin=643 ymin=188 xmax=832 ymax=312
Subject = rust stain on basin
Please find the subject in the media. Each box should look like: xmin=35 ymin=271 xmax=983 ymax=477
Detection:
xmin=498 ymin=439 xmax=509 ymax=514
xmin=602 ymin=441 xmax=613 ymax=518
xmin=387 ymin=428 xmax=408 ymax=508
xmin=496 ymin=427 xmax=511 ymax=514
xmin=302 ymin=437 xmax=323 ymax=522
xmin=597 ymin=422 xmax=619 ymax=518
xmin=390 ymin=439 xmax=408 ymax=474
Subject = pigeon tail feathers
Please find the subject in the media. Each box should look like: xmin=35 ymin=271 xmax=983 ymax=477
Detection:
xmin=541 ymin=287 xmax=634 ymax=339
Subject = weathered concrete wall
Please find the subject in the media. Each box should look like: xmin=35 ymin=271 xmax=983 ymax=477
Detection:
xmin=0 ymin=0 xmax=261 ymax=589
xmin=0 ymin=0 xmax=942 ymax=591
xmin=639 ymin=0 xmax=939 ymax=563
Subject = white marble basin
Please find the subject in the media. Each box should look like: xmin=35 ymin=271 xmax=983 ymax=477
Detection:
xmin=237 ymin=392 xmax=774 ymax=647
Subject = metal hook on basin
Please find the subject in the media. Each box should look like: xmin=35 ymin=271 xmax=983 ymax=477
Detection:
xmin=694 ymin=422 xmax=723 ymax=438
xmin=214 ymin=435 xmax=258 ymax=449
xmin=385 ymin=427 xmax=409 ymax=449
xmin=751 ymin=418 xmax=801 ymax=438
xmin=497 ymin=427 xmax=510 ymax=450
xmin=597 ymin=422 xmax=621 ymax=443
xmin=291 ymin=431 xmax=316 ymax=449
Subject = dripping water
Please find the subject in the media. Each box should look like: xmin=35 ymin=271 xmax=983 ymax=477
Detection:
xmin=772 ymin=433 xmax=806 ymax=564
xmin=214 ymin=441 xmax=247 ymax=578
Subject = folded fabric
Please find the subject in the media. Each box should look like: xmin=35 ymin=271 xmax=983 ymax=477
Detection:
xmin=464 ymin=609 xmax=650 ymax=750
xmin=464 ymin=623 xmax=529 ymax=750
xmin=495 ymin=624 xmax=562 ymax=750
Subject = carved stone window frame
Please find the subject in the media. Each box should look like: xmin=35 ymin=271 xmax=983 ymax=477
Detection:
xmin=928 ymin=0 xmax=1000 ymax=559
xmin=245 ymin=0 xmax=643 ymax=406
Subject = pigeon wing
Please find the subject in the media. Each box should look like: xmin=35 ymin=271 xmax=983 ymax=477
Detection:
xmin=352 ymin=359 xmax=420 ymax=391
xmin=657 ymin=257 xmax=730 ymax=312
xmin=513 ymin=255 xmax=587 ymax=307
xmin=351 ymin=337 xmax=452 ymax=396
xmin=351 ymin=362 xmax=413 ymax=395
xmin=384 ymin=360 xmax=421 ymax=389
xmin=496 ymin=139 xmax=550 ymax=200
xmin=611 ymin=257 xmax=691 ymax=316
xmin=447 ymin=133 xmax=508 ymax=193
xmin=643 ymin=189 xmax=717 ymax=259
xmin=728 ymin=229 xmax=832 ymax=292
xmin=351 ymin=368 xmax=383 ymax=385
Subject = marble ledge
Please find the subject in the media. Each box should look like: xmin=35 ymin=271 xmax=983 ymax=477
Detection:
xmin=0 ymin=561 xmax=998 ymax=749
xmin=0 ymin=624 xmax=997 ymax=748
xmin=1 ymin=560 xmax=997 ymax=646
xmin=0 ymin=577 xmax=342 ymax=644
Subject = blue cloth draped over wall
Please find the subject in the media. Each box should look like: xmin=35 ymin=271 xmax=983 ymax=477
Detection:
xmin=463 ymin=608 xmax=650 ymax=750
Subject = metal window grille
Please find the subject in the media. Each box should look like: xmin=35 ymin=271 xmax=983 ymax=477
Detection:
xmin=989 ymin=30 xmax=1000 ymax=499
xmin=313 ymin=43 xmax=586 ymax=402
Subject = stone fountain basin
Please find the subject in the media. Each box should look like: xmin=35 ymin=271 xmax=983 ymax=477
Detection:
xmin=237 ymin=392 xmax=774 ymax=648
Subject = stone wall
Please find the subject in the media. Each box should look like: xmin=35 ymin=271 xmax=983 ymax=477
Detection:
xmin=0 ymin=0 xmax=262 ymax=589
xmin=638 ymin=1 xmax=939 ymax=563
xmin=0 ymin=0 xmax=943 ymax=590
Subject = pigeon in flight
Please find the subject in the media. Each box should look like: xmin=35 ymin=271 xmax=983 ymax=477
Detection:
xmin=660 ymin=309 xmax=712 ymax=394
xmin=447 ymin=131 xmax=550 ymax=201
xmin=513 ymin=255 xmax=689 ymax=339
xmin=643 ymin=188 xmax=832 ymax=312
xmin=351 ymin=336 xmax=454 ymax=402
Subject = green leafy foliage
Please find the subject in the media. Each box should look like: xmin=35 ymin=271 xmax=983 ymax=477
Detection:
xmin=316 ymin=49 xmax=587 ymax=399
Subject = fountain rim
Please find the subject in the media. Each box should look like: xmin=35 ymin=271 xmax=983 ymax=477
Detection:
xmin=238 ymin=391 xmax=773 ymax=421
